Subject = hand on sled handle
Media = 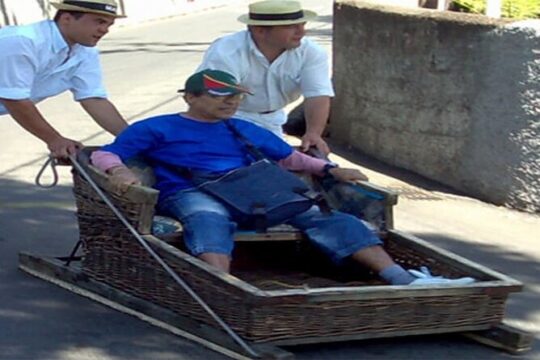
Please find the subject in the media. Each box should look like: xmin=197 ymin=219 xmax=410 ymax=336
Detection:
xmin=107 ymin=165 xmax=141 ymax=193
xmin=301 ymin=132 xmax=330 ymax=156
xmin=329 ymin=167 xmax=369 ymax=183
xmin=48 ymin=136 xmax=82 ymax=162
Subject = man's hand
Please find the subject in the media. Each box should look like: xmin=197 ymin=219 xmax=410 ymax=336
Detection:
xmin=303 ymin=96 xmax=331 ymax=155
xmin=47 ymin=136 xmax=83 ymax=161
xmin=328 ymin=167 xmax=369 ymax=183
xmin=107 ymin=165 xmax=141 ymax=193
xmin=301 ymin=132 xmax=330 ymax=155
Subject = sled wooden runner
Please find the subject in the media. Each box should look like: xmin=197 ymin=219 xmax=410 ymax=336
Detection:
xmin=18 ymin=235 xmax=533 ymax=359
xmin=18 ymin=253 xmax=293 ymax=360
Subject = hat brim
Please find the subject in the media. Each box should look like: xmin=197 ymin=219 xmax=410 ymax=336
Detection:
xmin=207 ymin=88 xmax=252 ymax=96
xmin=178 ymin=88 xmax=253 ymax=96
xmin=51 ymin=2 xmax=126 ymax=18
xmin=237 ymin=9 xmax=317 ymax=26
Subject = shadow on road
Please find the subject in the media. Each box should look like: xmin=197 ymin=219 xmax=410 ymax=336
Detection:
xmin=411 ymin=231 xmax=540 ymax=326
xmin=0 ymin=178 xmax=223 ymax=360
xmin=99 ymin=40 xmax=212 ymax=54
xmin=328 ymin=139 xmax=470 ymax=197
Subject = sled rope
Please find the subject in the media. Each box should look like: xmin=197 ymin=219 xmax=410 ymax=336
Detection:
xmin=35 ymin=156 xmax=59 ymax=188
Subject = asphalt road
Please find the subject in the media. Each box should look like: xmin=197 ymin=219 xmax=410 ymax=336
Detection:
xmin=0 ymin=1 xmax=538 ymax=359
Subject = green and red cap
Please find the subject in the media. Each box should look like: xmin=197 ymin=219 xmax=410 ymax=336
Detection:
xmin=178 ymin=69 xmax=252 ymax=96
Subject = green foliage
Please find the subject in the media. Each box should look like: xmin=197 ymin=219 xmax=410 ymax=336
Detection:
xmin=451 ymin=0 xmax=486 ymax=14
xmin=451 ymin=0 xmax=540 ymax=19
xmin=502 ymin=0 xmax=540 ymax=18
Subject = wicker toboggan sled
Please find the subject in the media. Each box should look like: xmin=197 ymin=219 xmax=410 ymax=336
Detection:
xmin=18 ymin=148 xmax=532 ymax=359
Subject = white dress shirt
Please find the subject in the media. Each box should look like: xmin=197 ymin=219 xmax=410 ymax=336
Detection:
xmin=197 ymin=30 xmax=334 ymax=136
xmin=0 ymin=20 xmax=107 ymax=115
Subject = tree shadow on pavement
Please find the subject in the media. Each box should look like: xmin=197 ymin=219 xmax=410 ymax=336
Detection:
xmin=317 ymin=15 xmax=333 ymax=24
xmin=306 ymin=27 xmax=332 ymax=45
xmin=409 ymin=231 xmax=540 ymax=324
xmin=0 ymin=178 xmax=225 ymax=360
xmin=328 ymin=140 xmax=469 ymax=197
xmin=291 ymin=332 xmax=538 ymax=360
xmin=99 ymin=40 xmax=212 ymax=55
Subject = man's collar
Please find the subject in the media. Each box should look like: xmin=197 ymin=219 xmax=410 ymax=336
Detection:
xmin=50 ymin=21 xmax=71 ymax=53
xmin=51 ymin=20 xmax=83 ymax=56
xmin=247 ymin=31 xmax=262 ymax=56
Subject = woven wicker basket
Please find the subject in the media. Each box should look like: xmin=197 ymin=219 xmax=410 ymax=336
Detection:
xmin=73 ymin=149 xmax=522 ymax=344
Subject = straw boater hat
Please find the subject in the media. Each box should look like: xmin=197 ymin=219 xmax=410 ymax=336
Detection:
xmin=50 ymin=0 xmax=126 ymax=18
xmin=238 ymin=0 xmax=317 ymax=26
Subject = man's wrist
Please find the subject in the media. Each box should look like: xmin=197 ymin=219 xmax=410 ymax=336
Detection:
xmin=322 ymin=162 xmax=338 ymax=176
xmin=304 ymin=129 xmax=324 ymax=138
xmin=107 ymin=165 xmax=128 ymax=175
xmin=44 ymin=133 xmax=66 ymax=146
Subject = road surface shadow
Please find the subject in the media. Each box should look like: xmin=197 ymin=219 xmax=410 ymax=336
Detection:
xmin=0 ymin=178 xmax=224 ymax=360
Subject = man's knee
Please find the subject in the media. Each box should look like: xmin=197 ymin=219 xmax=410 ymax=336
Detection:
xmin=327 ymin=213 xmax=380 ymax=244
xmin=182 ymin=211 xmax=236 ymax=257
xmin=160 ymin=190 xmax=230 ymax=220
xmin=300 ymin=211 xmax=382 ymax=262
xmin=183 ymin=210 xmax=234 ymax=230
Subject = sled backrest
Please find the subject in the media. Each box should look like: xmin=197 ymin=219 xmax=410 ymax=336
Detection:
xmin=73 ymin=147 xmax=159 ymax=235
xmin=72 ymin=147 xmax=397 ymax=244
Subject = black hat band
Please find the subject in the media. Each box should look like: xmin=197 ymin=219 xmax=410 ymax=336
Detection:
xmin=63 ymin=1 xmax=117 ymax=15
xmin=249 ymin=10 xmax=304 ymax=21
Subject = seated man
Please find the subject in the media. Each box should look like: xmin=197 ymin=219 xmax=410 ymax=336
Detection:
xmin=91 ymin=69 xmax=474 ymax=286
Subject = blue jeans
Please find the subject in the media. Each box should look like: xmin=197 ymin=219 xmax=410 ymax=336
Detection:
xmin=158 ymin=189 xmax=382 ymax=262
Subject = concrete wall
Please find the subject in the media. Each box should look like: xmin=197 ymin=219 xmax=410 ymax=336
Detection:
xmin=331 ymin=1 xmax=540 ymax=212
xmin=0 ymin=0 xmax=236 ymax=27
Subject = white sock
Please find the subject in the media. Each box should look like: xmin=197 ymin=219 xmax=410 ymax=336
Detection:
xmin=379 ymin=264 xmax=415 ymax=285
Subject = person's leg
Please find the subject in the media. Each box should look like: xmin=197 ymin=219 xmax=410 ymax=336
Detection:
xmin=288 ymin=207 xmax=386 ymax=264
xmin=290 ymin=208 xmax=415 ymax=284
xmin=350 ymin=246 xmax=417 ymax=285
xmin=288 ymin=208 xmax=474 ymax=286
xmin=199 ymin=253 xmax=231 ymax=272
xmin=158 ymin=189 xmax=235 ymax=272
xmin=349 ymin=245 xmax=395 ymax=272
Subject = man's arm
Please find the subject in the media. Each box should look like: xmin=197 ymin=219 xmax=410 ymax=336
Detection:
xmin=298 ymin=40 xmax=335 ymax=155
xmin=1 ymin=98 xmax=81 ymax=159
xmin=80 ymin=98 xmax=128 ymax=136
xmin=279 ymin=150 xmax=369 ymax=182
xmin=91 ymin=150 xmax=141 ymax=193
xmin=301 ymin=96 xmax=331 ymax=154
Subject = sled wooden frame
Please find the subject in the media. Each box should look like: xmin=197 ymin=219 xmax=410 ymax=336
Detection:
xmin=18 ymin=148 xmax=533 ymax=359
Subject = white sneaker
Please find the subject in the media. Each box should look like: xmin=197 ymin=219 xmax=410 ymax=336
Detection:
xmin=408 ymin=266 xmax=475 ymax=286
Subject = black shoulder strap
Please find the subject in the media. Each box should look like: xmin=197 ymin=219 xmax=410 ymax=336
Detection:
xmin=148 ymin=120 xmax=265 ymax=181
xmin=224 ymin=120 xmax=267 ymax=162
